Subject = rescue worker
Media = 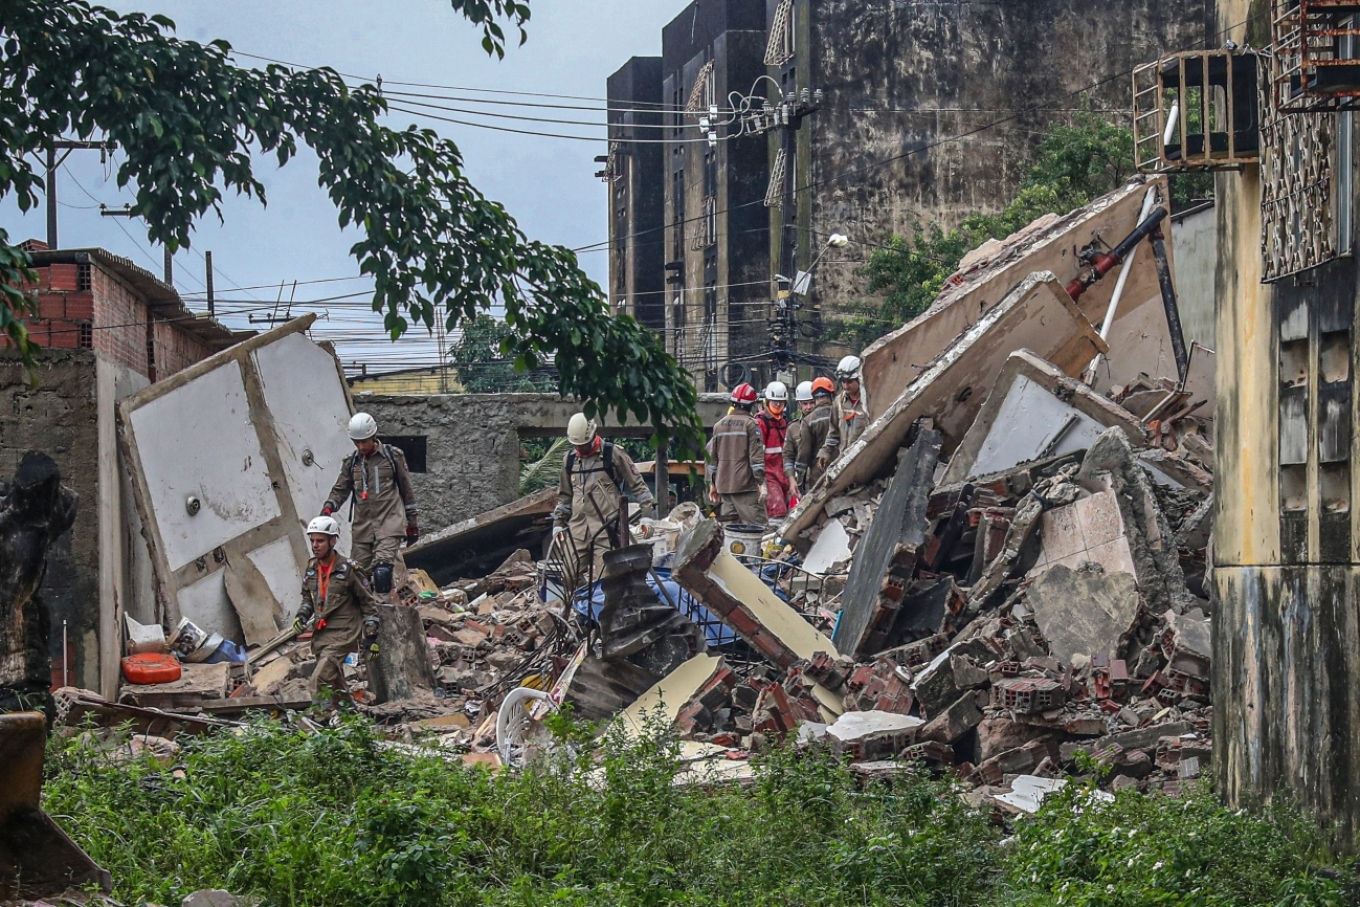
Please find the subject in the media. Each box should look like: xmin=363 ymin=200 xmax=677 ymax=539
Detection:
xmin=756 ymin=380 xmax=792 ymax=519
xmin=552 ymin=413 xmax=654 ymax=589
xmin=706 ymin=382 xmax=767 ymax=526
xmin=292 ymin=515 xmax=381 ymax=704
xmin=784 ymin=377 xmax=834 ymax=497
xmin=817 ymin=355 xmax=870 ymax=474
xmin=321 ymin=412 xmax=418 ymax=599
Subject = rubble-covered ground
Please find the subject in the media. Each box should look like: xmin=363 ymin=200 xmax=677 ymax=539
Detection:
xmin=41 ymin=715 xmax=1354 ymax=907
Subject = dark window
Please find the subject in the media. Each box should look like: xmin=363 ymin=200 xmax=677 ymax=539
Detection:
xmin=383 ymin=435 xmax=427 ymax=473
xmin=145 ymin=317 xmax=156 ymax=382
xmin=77 ymin=322 xmax=92 ymax=350
xmin=76 ymin=262 xmax=92 ymax=291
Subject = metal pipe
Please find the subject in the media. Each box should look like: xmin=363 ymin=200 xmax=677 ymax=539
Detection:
xmin=1065 ymin=205 xmax=1170 ymax=301
xmin=1149 ymin=224 xmax=1190 ymax=387
xmin=1083 ymin=188 xmax=1158 ymax=384
xmin=62 ymin=619 xmax=68 ymax=688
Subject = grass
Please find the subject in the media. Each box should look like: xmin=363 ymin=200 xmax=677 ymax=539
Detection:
xmin=43 ymin=716 xmax=1355 ymax=907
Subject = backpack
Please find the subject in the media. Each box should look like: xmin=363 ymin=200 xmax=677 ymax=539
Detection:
xmin=565 ymin=441 xmax=618 ymax=486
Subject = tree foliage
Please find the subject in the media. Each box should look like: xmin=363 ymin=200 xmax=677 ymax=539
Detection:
xmin=827 ymin=107 xmax=1209 ymax=347
xmin=0 ymin=1 xmax=702 ymax=452
xmin=449 ymin=312 xmax=553 ymax=393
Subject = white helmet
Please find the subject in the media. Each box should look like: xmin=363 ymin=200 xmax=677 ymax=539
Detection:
xmin=764 ymin=381 xmax=788 ymax=402
xmin=836 ymin=355 xmax=862 ymax=381
xmin=795 ymin=380 xmax=814 ymax=402
xmin=567 ymin=412 xmax=597 ymax=446
xmin=306 ymin=515 xmax=341 ymax=538
xmin=348 ymin=412 xmax=378 ymax=440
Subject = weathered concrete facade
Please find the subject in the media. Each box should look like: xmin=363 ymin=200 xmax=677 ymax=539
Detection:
xmin=781 ymin=0 xmax=1213 ymax=314
xmin=0 ymin=245 xmax=240 ymax=696
xmin=358 ymin=393 xmax=733 ymax=531
xmin=607 ymin=57 xmax=667 ymax=333
xmin=659 ymin=0 xmax=771 ymax=389
xmin=1211 ymin=0 xmax=1360 ymax=848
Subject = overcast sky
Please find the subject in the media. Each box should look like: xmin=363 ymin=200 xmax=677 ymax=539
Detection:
xmin=0 ymin=1 xmax=682 ymax=373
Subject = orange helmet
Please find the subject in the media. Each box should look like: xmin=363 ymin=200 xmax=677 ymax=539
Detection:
xmin=811 ymin=377 xmax=835 ymax=398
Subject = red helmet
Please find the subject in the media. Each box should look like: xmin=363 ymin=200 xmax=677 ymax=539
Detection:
xmin=811 ymin=376 xmax=835 ymax=398
xmin=730 ymin=382 xmax=758 ymax=405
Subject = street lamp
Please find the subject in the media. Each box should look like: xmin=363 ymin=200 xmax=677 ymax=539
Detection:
xmin=791 ymin=232 xmax=850 ymax=296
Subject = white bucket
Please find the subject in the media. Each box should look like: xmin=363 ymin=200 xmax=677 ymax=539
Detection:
xmin=725 ymin=523 xmax=766 ymax=562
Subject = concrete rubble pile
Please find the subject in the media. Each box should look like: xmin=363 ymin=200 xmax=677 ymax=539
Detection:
xmin=90 ymin=175 xmax=1218 ymax=809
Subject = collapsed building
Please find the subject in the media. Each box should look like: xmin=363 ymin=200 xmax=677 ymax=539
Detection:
xmin=53 ymin=173 xmax=1215 ymax=816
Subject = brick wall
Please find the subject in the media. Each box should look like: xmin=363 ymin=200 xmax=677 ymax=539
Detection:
xmin=153 ymin=314 xmax=213 ymax=378
xmin=21 ymin=261 xmax=215 ymax=378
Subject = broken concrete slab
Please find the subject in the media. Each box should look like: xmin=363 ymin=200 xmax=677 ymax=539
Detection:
xmin=404 ymin=487 xmax=558 ymax=588
xmin=118 ymin=315 xmax=354 ymax=644
xmin=616 ymin=653 xmax=724 ymax=738
xmin=940 ymin=351 xmax=1207 ymax=489
xmin=1077 ymin=428 xmax=1190 ymax=613
xmin=674 ymin=519 xmax=837 ymax=669
xmin=836 ymin=429 xmax=941 ymax=658
xmin=1027 ymin=564 xmax=1141 ymax=665
xmin=919 ymin=689 xmax=987 ymax=744
xmin=785 ymin=271 xmax=1107 ymax=545
xmin=826 ymin=710 xmax=924 ymax=759
xmin=1027 ymin=490 xmax=1137 ymax=580
xmin=861 ymin=177 xmax=1171 ymax=414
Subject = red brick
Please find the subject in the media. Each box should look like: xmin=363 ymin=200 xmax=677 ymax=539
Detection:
xmin=63 ymin=292 xmax=94 ymax=322
xmin=38 ymin=294 xmax=65 ymax=320
xmin=47 ymin=264 xmax=79 ymax=291
xmin=47 ymin=323 xmax=79 ymax=348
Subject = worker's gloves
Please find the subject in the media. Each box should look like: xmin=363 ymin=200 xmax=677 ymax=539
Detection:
xmin=757 ymin=483 xmax=769 ymax=505
xmin=363 ymin=618 xmax=380 ymax=656
xmin=291 ymin=616 xmax=308 ymax=636
xmin=406 ymin=524 xmax=420 ymax=547
xmin=816 ymin=453 xmax=830 ymax=472
xmin=321 ymin=505 xmax=334 ymax=517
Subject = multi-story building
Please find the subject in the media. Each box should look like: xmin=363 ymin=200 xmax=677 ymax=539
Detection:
xmin=5 ymin=240 xmax=244 ymax=696
xmin=606 ymin=56 xmax=667 ymax=333
xmin=606 ymin=0 xmax=771 ymax=391
xmin=608 ymin=0 xmax=1211 ymax=388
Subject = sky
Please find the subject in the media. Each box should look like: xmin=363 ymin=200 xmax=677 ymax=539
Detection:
xmin=0 ymin=1 xmax=683 ymax=374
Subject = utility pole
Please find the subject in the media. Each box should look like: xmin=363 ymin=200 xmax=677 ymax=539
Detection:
xmin=745 ymin=90 xmax=820 ymax=380
xmin=204 ymin=251 xmax=215 ymax=316
xmin=44 ymin=140 xmax=106 ymax=249
xmin=162 ymin=246 xmax=173 ymax=287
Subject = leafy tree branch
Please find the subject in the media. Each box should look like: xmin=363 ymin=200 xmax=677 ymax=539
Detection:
xmin=0 ymin=1 xmax=702 ymax=453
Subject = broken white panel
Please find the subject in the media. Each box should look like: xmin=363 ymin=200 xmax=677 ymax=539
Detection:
xmin=252 ymin=332 xmax=355 ymax=554
xmin=965 ymin=375 xmax=1178 ymax=486
xmin=119 ymin=315 xmax=354 ymax=645
xmin=245 ymin=536 xmax=308 ymax=620
xmin=176 ymin=571 xmax=242 ymax=643
xmin=994 ymin=775 xmax=1114 ymax=814
xmin=803 ymin=520 xmax=852 ymax=576
xmin=826 ymin=710 xmax=923 ymax=744
xmin=1027 ymin=490 xmax=1136 ymax=579
xmin=127 ymin=360 xmax=280 ymax=572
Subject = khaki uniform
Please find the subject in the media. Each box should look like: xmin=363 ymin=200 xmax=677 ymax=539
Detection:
xmin=553 ymin=442 xmax=654 ymax=587
xmin=707 ymin=410 xmax=766 ymax=526
xmin=819 ymin=391 xmax=870 ymax=466
xmin=783 ymin=401 xmax=833 ymax=490
xmin=324 ymin=443 xmax=418 ymax=571
xmin=296 ymin=555 xmax=380 ymax=698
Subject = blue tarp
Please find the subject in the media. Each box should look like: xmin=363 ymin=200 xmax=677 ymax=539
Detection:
xmin=570 ymin=566 xmax=740 ymax=647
